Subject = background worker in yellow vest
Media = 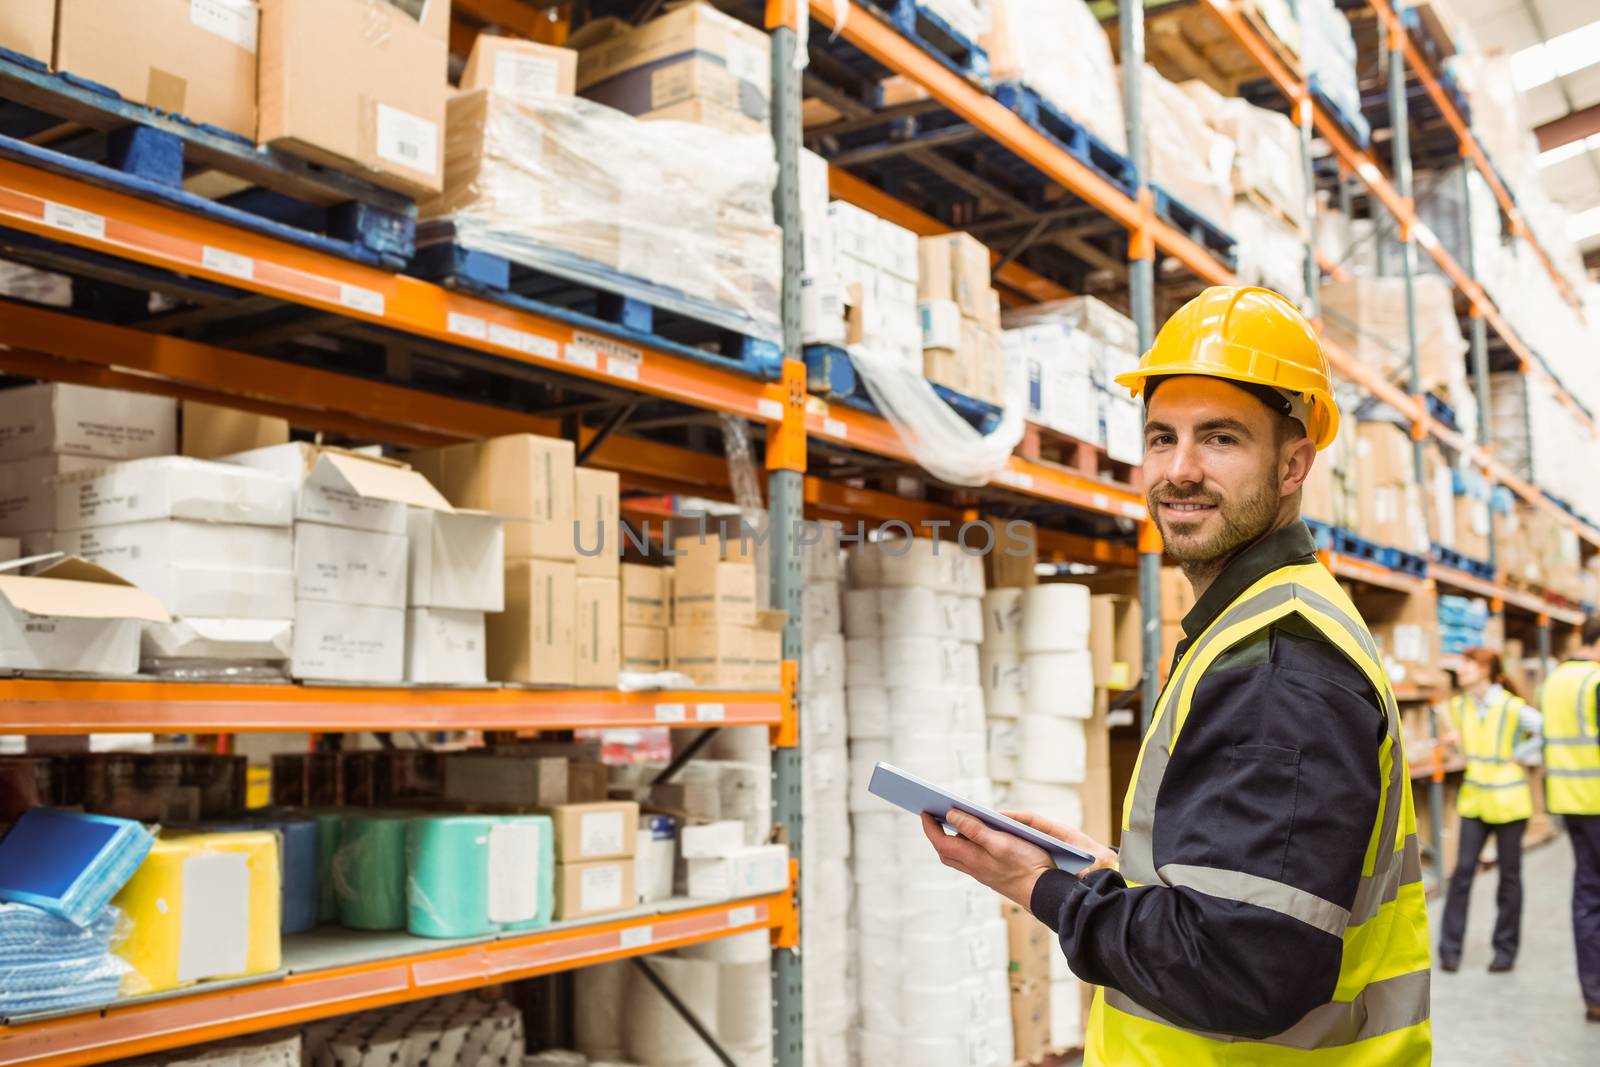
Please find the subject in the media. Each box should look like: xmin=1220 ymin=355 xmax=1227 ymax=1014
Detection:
xmin=1539 ymin=617 xmax=1600 ymax=1022
xmin=1433 ymin=646 xmax=1541 ymax=973
xmin=919 ymin=287 xmax=1430 ymax=1065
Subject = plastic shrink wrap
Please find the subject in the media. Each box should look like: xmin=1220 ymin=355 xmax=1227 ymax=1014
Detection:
xmin=0 ymin=902 xmax=128 ymax=1015
xmin=984 ymin=0 xmax=1126 ymax=155
xmin=1320 ymin=276 xmax=1469 ymax=401
xmin=1134 ymin=65 xmax=1234 ymax=232
xmin=421 ymin=90 xmax=780 ymax=345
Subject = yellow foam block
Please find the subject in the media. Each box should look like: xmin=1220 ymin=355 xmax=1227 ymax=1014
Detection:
xmin=112 ymin=831 xmax=282 ymax=995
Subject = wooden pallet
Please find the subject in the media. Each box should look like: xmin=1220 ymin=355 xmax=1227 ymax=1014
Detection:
xmin=1018 ymin=423 xmax=1141 ymax=490
xmin=1106 ymin=0 xmax=1305 ymax=96
xmin=1238 ymin=185 xmax=1308 ymax=241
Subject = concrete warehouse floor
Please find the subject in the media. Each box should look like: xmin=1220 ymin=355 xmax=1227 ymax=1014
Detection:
xmin=1059 ymin=833 xmax=1597 ymax=1064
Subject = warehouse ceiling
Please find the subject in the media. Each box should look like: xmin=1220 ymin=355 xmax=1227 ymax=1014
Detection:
xmin=1451 ymin=0 xmax=1600 ymax=255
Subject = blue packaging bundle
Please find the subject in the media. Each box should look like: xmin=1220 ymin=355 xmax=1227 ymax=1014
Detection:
xmin=0 ymin=809 xmax=153 ymax=926
xmin=405 ymin=814 xmax=554 ymax=939
xmin=0 ymin=902 xmax=126 ymax=1016
xmin=1437 ymin=595 xmax=1490 ymax=631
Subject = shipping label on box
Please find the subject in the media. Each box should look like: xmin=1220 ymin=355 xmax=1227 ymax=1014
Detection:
xmin=460 ymin=35 xmax=577 ymax=97
xmin=622 ymin=624 xmax=667 ymax=673
xmin=576 ymin=577 xmax=620 ymax=687
xmin=404 ymin=606 xmax=486 ymax=684
xmin=621 ymin=563 xmax=669 ymax=627
xmin=0 ymin=455 xmax=112 ymax=536
xmin=293 ymin=522 xmax=407 ymax=608
xmin=574 ymin=468 xmax=620 ymax=578
xmin=407 ymin=434 xmax=576 ymax=561
xmin=57 ymin=457 xmax=294 ymax=531
xmin=0 ymin=384 xmax=176 ymax=463
xmin=407 ymin=508 xmax=505 ymax=610
xmin=487 ymin=558 xmax=576 ymax=685
xmin=290 ymin=601 xmax=404 ymax=683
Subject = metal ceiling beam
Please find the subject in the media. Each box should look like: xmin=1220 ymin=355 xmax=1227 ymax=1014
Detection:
xmin=1535 ymin=101 xmax=1600 ymax=152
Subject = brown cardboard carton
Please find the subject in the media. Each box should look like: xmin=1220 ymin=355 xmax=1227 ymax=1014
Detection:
xmin=56 ymin=0 xmax=258 ymax=139
xmin=640 ymin=98 xmax=765 ymax=135
xmin=408 ymin=434 xmax=577 ymax=561
xmin=488 ymin=559 xmax=576 ymax=685
xmin=1003 ymin=900 xmax=1052 ymax=984
xmin=1088 ymin=594 xmax=1139 ymax=690
xmin=460 ymin=35 xmax=576 ymax=97
xmin=576 ymin=577 xmax=621 ymax=687
xmin=622 ymin=624 xmax=668 ymax=673
xmin=922 ymin=346 xmax=973 ymax=395
xmin=916 ymin=233 xmax=993 ymax=319
xmin=442 ymin=752 xmax=608 ymax=807
xmin=750 ymin=609 xmax=787 ymax=690
xmin=259 ymin=0 xmax=447 ymax=197
xmin=554 ymin=858 xmax=636 ymax=919
xmin=181 ymin=401 xmax=289 ymax=459
xmin=984 ymin=519 xmax=1037 ymax=588
xmin=0 ymin=0 xmax=53 ymax=64
xmin=670 ymin=624 xmax=751 ymax=688
xmin=575 ymin=468 xmax=620 ymax=577
xmin=673 ymin=557 xmax=757 ymax=627
xmin=917 ymin=237 xmax=954 ymax=303
xmin=1160 ymin=566 xmax=1194 ymax=622
xmin=1010 ymin=979 xmax=1050 ymax=1064
xmin=545 ymin=800 xmax=640 ymax=861
xmin=621 ymin=563 xmax=669 ymax=627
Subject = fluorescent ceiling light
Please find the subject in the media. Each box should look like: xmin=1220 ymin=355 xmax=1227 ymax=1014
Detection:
xmin=1538 ymin=134 xmax=1600 ymax=168
xmin=1511 ymin=17 xmax=1600 ymax=92
xmin=1567 ymin=205 xmax=1600 ymax=242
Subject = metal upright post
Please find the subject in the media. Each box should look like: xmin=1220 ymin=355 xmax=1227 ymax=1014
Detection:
xmin=767 ymin=8 xmax=805 ymax=1065
xmin=1538 ymin=616 xmax=1555 ymax=680
xmin=1298 ymin=95 xmax=1319 ymax=318
xmin=1389 ymin=31 xmax=1445 ymax=889
xmin=1122 ymin=0 xmax=1159 ymax=730
xmin=1459 ymin=161 xmax=1495 ymax=572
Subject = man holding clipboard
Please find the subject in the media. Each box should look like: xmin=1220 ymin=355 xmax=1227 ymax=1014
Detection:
xmin=911 ymin=288 xmax=1432 ymax=1065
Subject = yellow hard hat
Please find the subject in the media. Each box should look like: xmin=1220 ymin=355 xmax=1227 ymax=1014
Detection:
xmin=1114 ymin=286 xmax=1340 ymax=450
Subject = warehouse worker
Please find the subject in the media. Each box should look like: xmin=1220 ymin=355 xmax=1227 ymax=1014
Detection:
xmin=921 ymin=286 xmax=1431 ymax=1065
xmin=1540 ymin=617 xmax=1600 ymax=1022
xmin=1433 ymin=647 xmax=1541 ymax=973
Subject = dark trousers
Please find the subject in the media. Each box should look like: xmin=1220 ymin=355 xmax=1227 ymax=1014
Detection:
xmin=1569 ymin=814 xmax=1600 ymax=1007
xmin=1439 ymin=816 xmax=1526 ymax=965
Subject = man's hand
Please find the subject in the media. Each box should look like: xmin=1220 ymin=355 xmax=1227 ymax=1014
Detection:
xmin=920 ymin=810 xmax=1059 ymax=910
xmin=1002 ymin=810 xmax=1119 ymax=876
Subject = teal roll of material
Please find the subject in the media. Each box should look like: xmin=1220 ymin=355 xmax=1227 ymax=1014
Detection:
xmin=333 ymin=813 xmax=409 ymax=931
xmin=406 ymin=815 xmax=495 ymax=938
xmin=494 ymin=814 xmax=555 ymax=933
xmin=314 ymin=811 xmax=343 ymax=924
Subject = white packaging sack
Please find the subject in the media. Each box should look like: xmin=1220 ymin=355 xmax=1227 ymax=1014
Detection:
xmin=870 ymin=538 xmax=957 ymax=590
xmin=682 ymin=928 xmax=771 ymax=964
xmin=801 ymin=521 xmax=844 ymax=581
xmin=897 ymin=1033 xmax=969 ymax=1067
xmin=947 ymin=593 xmax=984 ymax=644
xmin=982 ymin=587 xmax=1024 ymax=651
xmin=902 ymin=932 xmax=972 ymax=988
xmin=841 ymin=588 xmax=880 ymax=637
xmin=1011 ymin=780 xmax=1085 ymax=833
xmin=1050 ymin=976 xmax=1084 ymax=1050
xmin=845 ymin=543 xmax=882 ymax=589
xmin=681 ymin=820 xmax=747 ymax=859
xmin=848 ymin=748 xmax=889 ymax=813
xmin=847 ymin=685 xmax=890 ymax=740
xmin=845 ymin=636 xmax=883 ymax=686
xmin=624 ymin=956 xmax=722 ymax=1067
xmin=888 ymin=685 xmax=986 ymax=736
xmin=801 ymin=687 xmax=849 ymax=751
xmin=1023 ymin=650 xmax=1094 ymax=717
xmin=707 ymin=724 xmax=770 ymax=763
xmin=1020 ymin=583 xmax=1090 ymax=652
xmin=877 ymin=586 xmax=945 ymax=637
xmin=801 ymin=579 xmax=842 ymax=636
xmin=891 ymin=729 xmax=987 ymax=781
xmin=574 ymin=961 xmax=628 ymax=1062
xmin=801 ymin=631 xmax=845 ymax=692
xmin=987 ymin=720 xmax=1018 ymax=781
xmin=850 ymin=811 xmax=895 ymax=859
xmin=1017 ymin=715 xmax=1087 ymax=784
xmin=687 ymin=843 xmax=789 ymax=898
xmin=882 ymin=636 xmax=977 ymax=689
xmin=954 ymin=549 xmax=985 ymax=597
xmin=717 ymin=959 xmax=773 ymax=1049
xmin=981 ymin=652 xmax=1026 ymax=718
xmin=802 ymin=743 xmax=848 ymax=808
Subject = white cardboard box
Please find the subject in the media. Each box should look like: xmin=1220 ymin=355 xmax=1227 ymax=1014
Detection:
xmin=407 ymin=508 xmax=504 ymax=611
xmin=294 ymin=522 xmax=407 ymax=608
xmin=141 ymin=617 xmax=295 ymax=663
xmin=52 ymin=521 xmax=295 ymax=618
xmin=680 ymin=819 xmax=747 ymax=859
xmin=404 ymin=607 xmax=486 ymax=684
xmin=0 ymin=556 xmax=169 ymax=673
xmin=290 ymin=600 xmax=404 ymax=683
xmin=0 ymin=384 xmax=176 ymax=462
xmin=686 ymin=843 xmax=789 ymax=899
xmin=0 ymin=455 xmax=113 ymax=535
xmin=226 ymin=443 xmax=452 ymax=534
xmin=56 ymin=457 xmax=295 ymax=531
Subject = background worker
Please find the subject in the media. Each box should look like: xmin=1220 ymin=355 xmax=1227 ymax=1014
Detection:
xmin=918 ymin=287 xmax=1431 ymax=1065
xmin=1434 ymin=647 xmax=1541 ymax=973
xmin=1540 ymin=618 xmax=1600 ymax=1022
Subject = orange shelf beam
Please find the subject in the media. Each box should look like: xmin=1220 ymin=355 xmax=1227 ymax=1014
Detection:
xmin=0 ymin=893 xmax=791 ymax=1067
xmin=1323 ymin=552 xmax=1432 ymax=596
xmin=0 ymin=679 xmax=785 ymax=734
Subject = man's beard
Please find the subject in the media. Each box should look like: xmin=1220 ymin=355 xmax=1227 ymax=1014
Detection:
xmin=1149 ymin=474 xmax=1279 ymax=567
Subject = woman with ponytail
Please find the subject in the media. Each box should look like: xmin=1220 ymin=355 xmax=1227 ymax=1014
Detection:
xmin=1436 ymin=646 xmax=1544 ymax=973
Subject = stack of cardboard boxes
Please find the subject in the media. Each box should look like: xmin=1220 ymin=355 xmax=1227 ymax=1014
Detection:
xmin=1003 ymin=296 xmax=1143 ymax=464
xmin=547 ymin=800 xmax=641 ymax=921
xmin=666 ymin=528 xmax=786 ymax=690
xmin=917 ymin=233 xmax=1005 ymax=405
xmin=406 ymin=507 xmax=506 ymax=684
xmin=1354 ymin=421 xmax=1430 ymax=557
xmin=621 ymin=563 xmax=671 ymax=675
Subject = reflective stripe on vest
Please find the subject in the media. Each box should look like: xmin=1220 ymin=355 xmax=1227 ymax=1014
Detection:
xmin=1086 ymin=562 xmax=1432 ymax=1067
xmin=1541 ymin=661 xmax=1600 ymax=816
xmin=1453 ymin=692 xmax=1532 ymax=824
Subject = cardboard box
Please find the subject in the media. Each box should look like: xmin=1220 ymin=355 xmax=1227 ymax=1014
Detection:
xmin=917 ymin=232 xmax=993 ymax=319
xmin=290 ymin=600 xmax=404 ymax=683
xmin=985 ymin=519 xmax=1038 ymax=588
xmin=57 ymin=457 xmax=294 ymax=531
xmin=442 ymin=752 xmax=608 ymax=808
xmin=750 ymin=609 xmax=785 ymax=690
xmin=0 ymin=556 xmax=169 ymax=674
xmin=293 ymin=522 xmax=407 ymax=608
xmin=259 ymin=0 xmax=447 ymax=197
xmin=1087 ymin=593 xmax=1139 ymax=690
xmin=546 ymin=801 xmax=640 ymax=862
xmin=404 ymin=607 xmax=486 ymax=684
xmin=0 ymin=384 xmax=176 ymax=463
xmin=1003 ymin=900 xmax=1051 ymax=983
xmin=621 ymin=563 xmax=669 ymax=627
xmin=638 ymin=97 xmax=765 ymax=135
xmin=141 ymin=617 xmax=293 ymax=664
xmin=226 ymin=443 xmax=450 ymax=535
xmin=407 ymin=508 xmax=505 ymax=611
xmin=407 ymin=434 xmax=576 ymax=560
xmin=923 ymin=346 xmax=972 ymax=396
xmin=680 ymin=819 xmax=746 ymax=858
xmin=622 ymin=624 xmax=667 ymax=673
xmin=576 ymin=577 xmax=621 ymax=687
xmin=686 ymin=843 xmax=788 ymax=898
xmin=0 ymin=0 xmax=52 ymax=64
xmin=56 ymin=0 xmax=258 ymax=139
xmin=554 ymin=858 xmax=635 ymax=920
xmin=488 ymin=558 xmax=577 ymax=685
xmin=459 ymin=35 xmax=577 ymax=97
xmin=670 ymin=624 xmax=751 ymax=688
xmin=52 ymin=521 xmax=294 ymax=619
xmin=574 ymin=468 xmax=620 ymax=578
xmin=0 ymin=455 xmax=112 ymax=536
xmin=673 ymin=558 xmax=757 ymax=627
xmin=181 ymin=401 xmax=289 ymax=459
xmin=1010 ymin=979 xmax=1050 ymax=1064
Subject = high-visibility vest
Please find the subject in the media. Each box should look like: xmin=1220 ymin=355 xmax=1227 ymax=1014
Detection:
xmin=1540 ymin=660 xmax=1600 ymax=815
xmin=1086 ymin=561 xmax=1431 ymax=1066
xmin=1452 ymin=690 xmax=1533 ymax=824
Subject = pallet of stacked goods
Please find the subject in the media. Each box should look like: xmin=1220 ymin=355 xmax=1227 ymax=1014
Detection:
xmin=1124 ymin=62 xmax=1238 ymax=263
xmin=416 ymin=7 xmax=783 ymax=371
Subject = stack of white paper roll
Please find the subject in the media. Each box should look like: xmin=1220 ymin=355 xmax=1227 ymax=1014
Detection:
xmin=844 ymin=537 xmax=1012 ymax=1067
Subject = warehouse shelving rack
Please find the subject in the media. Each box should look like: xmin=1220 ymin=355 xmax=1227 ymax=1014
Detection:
xmin=0 ymin=0 xmax=1594 ymax=1061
